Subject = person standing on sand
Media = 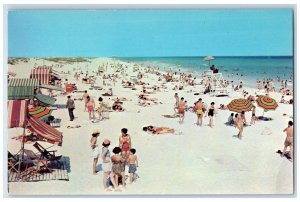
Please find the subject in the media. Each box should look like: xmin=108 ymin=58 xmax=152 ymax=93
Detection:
xmin=101 ymin=139 xmax=118 ymax=191
xmin=66 ymin=95 xmax=75 ymax=121
xmin=82 ymin=90 xmax=89 ymax=112
xmin=237 ymin=111 xmax=245 ymax=139
xmin=174 ymin=93 xmax=179 ymax=115
xmin=178 ymin=97 xmax=186 ymax=123
xmin=206 ymin=102 xmax=215 ymax=127
xmin=282 ymin=121 xmax=293 ymax=162
xmin=195 ymin=98 xmax=204 ymax=126
xmin=119 ymin=128 xmax=131 ymax=160
xmin=90 ymin=130 xmax=100 ymax=175
xmin=86 ymin=96 xmax=95 ymax=121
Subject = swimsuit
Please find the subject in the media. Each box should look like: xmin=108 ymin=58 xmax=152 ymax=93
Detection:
xmin=112 ymin=158 xmax=125 ymax=175
xmin=102 ymin=148 xmax=112 ymax=172
xmin=197 ymin=108 xmax=203 ymax=115
xmin=284 ymin=137 xmax=293 ymax=147
xmin=129 ymin=164 xmax=137 ymax=173
xmin=121 ymin=135 xmax=130 ymax=152
xmin=208 ymin=108 xmax=214 ymax=116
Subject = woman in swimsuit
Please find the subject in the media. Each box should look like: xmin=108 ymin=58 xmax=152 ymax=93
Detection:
xmin=195 ymin=98 xmax=204 ymax=126
xmin=119 ymin=128 xmax=131 ymax=159
xmin=207 ymin=102 xmax=215 ymax=128
xmin=143 ymin=126 xmax=175 ymax=134
xmin=90 ymin=130 xmax=100 ymax=175
xmin=111 ymin=147 xmax=126 ymax=190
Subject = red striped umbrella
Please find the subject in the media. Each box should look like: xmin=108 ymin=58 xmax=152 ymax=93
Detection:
xmin=28 ymin=106 xmax=52 ymax=120
xmin=256 ymin=96 xmax=278 ymax=111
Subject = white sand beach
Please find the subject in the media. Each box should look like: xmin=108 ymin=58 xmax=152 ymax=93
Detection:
xmin=7 ymin=58 xmax=294 ymax=195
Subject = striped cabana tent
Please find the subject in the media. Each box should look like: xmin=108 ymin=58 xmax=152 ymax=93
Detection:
xmin=7 ymin=100 xmax=29 ymax=128
xmin=30 ymin=67 xmax=52 ymax=85
xmin=28 ymin=116 xmax=63 ymax=146
xmin=8 ymin=78 xmax=40 ymax=100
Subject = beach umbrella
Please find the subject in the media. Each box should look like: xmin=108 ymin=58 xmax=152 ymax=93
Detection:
xmin=256 ymin=95 xmax=278 ymax=116
xmin=203 ymin=56 xmax=215 ymax=66
xmin=227 ymin=98 xmax=254 ymax=113
xmin=28 ymin=106 xmax=53 ymax=121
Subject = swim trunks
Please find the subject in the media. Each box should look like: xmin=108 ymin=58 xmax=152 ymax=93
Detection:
xmin=284 ymin=137 xmax=293 ymax=147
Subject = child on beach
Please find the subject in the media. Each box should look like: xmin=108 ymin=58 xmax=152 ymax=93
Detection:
xmin=90 ymin=130 xmax=100 ymax=175
xmin=128 ymin=148 xmax=139 ymax=183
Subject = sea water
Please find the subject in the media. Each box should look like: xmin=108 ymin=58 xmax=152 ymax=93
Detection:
xmin=118 ymin=56 xmax=293 ymax=89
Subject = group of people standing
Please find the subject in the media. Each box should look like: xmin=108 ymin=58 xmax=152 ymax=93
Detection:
xmin=174 ymin=93 xmax=216 ymax=127
xmin=90 ymin=128 xmax=139 ymax=191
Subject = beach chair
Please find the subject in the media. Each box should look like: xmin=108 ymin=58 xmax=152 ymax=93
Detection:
xmin=33 ymin=142 xmax=62 ymax=166
xmin=8 ymin=151 xmax=20 ymax=174
xmin=18 ymin=149 xmax=52 ymax=181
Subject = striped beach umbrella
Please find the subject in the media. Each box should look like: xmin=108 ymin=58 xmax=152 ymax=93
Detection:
xmin=256 ymin=96 xmax=278 ymax=116
xmin=28 ymin=106 xmax=52 ymax=120
xmin=227 ymin=98 xmax=254 ymax=113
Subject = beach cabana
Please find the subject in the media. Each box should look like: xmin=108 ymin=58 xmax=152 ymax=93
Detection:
xmin=28 ymin=116 xmax=63 ymax=146
xmin=30 ymin=67 xmax=60 ymax=85
xmin=8 ymin=78 xmax=39 ymax=100
xmin=7 ymin=100 xmax=29 ymax=128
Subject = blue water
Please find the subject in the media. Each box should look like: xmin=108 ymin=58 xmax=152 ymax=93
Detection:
xmin=118 ymin=56 xmax=293 ymax=89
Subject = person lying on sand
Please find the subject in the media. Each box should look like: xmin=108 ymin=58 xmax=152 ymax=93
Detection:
xmin=142 ymin=126 xmax=175 ymax=134
xmin=67 ymin=125 xmax=81 ymax=128
xmin=218 ymin=104 xmax=228 ymax=110
xmin=112 ymin=101 xmax=124 ymax=111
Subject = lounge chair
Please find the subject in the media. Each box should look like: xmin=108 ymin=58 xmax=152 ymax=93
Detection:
xmin=33 ymin=142 xmax=62 ymax=166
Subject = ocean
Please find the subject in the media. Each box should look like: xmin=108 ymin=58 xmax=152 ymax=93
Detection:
xmin=118 ymin=56 xmax=293 ymax=89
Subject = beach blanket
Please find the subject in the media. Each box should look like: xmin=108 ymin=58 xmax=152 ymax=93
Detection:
xmin=162 ymin=114 xmax=179 ymax=118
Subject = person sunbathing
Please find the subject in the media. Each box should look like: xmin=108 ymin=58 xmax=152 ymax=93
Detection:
xmin=142 ymin=126 xmax=175 ymax=134
xmin=218 ymin=104 xmax=228 ymax=110
xmin=102 ymin=88 xmax=113 ymax=96
xmin=112 ymin=101 xmax=124 ymax=111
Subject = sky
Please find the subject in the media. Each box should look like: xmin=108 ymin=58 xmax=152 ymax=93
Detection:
xmin=8 ymin=9 xmax=293 ymax=57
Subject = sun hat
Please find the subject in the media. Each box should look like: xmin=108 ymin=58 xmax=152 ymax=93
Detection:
xmin=103 ymin=139 xmax=110 ymax=145
xmin=92 ymin=129 xmax=100 ymax=135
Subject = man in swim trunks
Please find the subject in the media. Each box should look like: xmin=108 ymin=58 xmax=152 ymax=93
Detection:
xmin=178 ymin=97 xmax=186 ymax=123
xmin=282 ymin=121 xmax=293 ymax=161
xmin=82 ymin=90 xmax=89 ymax=112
